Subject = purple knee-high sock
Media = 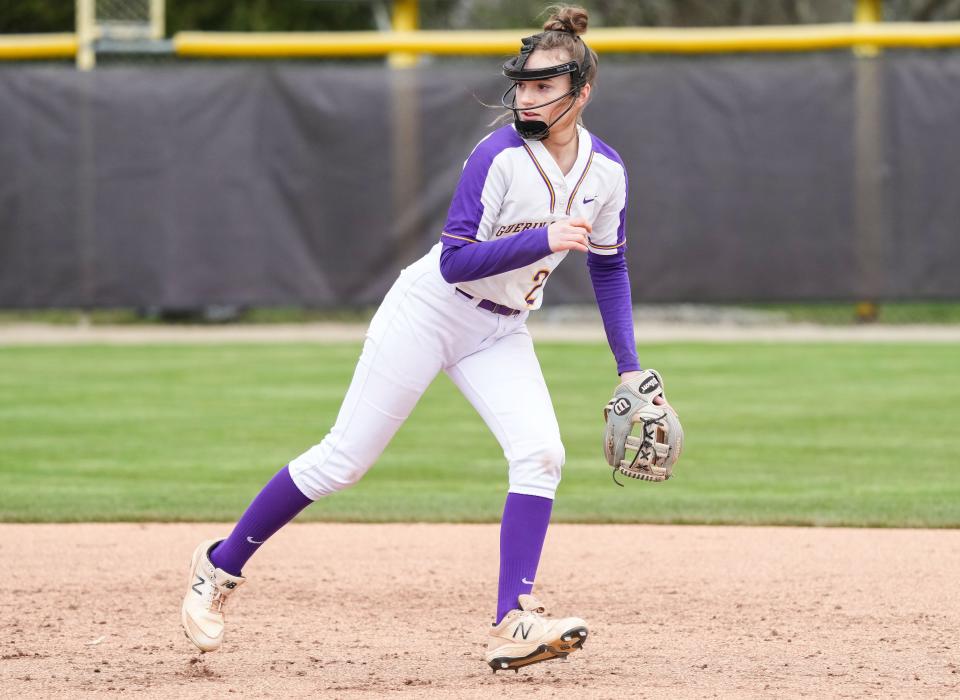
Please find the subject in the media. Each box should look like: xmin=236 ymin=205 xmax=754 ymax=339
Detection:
xmin=495 ymin=493 xmax=553 ymax=624
xmin=209 ymin=465 xmax=312 ymax=576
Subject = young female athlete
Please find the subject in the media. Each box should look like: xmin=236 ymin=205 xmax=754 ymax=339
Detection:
xmin=182 ymin=4 xmax=656 ymax=672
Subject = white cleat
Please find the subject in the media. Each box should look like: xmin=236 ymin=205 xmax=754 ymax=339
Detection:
xmin=485 ymin=594 xmax=588 ymax=672
xmin=180 ymin=539 xmax=246 ymax=653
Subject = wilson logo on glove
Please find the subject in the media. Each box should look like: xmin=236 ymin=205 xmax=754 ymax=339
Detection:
xmin=638 ymin=376 xmax=660 ymax=394
xmin=612 ymin=398 xmax=632 ymax=416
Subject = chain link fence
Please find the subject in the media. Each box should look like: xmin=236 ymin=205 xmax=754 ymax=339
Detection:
xmin=96 ymin=0 xmax=151 ymax=25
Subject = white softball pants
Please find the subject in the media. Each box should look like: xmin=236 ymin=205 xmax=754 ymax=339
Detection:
xmin=288 ymin=248 xmax=564 ymax=501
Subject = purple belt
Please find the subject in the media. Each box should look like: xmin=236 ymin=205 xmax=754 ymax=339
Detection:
xmin=455 ymin=288 xmax=522 ymax=317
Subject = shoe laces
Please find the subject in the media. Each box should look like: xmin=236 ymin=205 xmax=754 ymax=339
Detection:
xmin=201 ymin=568 xmax=231 ymax=613
xmin=209 ymin=585 xmax=226 ymax=613
xmin=505 ymin=607 xmax=544 ymax=630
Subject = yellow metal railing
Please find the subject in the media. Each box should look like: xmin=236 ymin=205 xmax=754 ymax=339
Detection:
xmin=388 ymin=0 xmax=419 ymax=68
xmin=854 ymin=0 xmax=883 ymax=56
xmin=855 ymin=0 xmax=884 ymax=24
xmin=3 ymin=0 xmax=960 ymax=62
xmin=7 ymin=23 xmax=960 ymax=62
xmin=0 ymin=34 xmax=76 ymax=60
xmin=169 ymin=23 xmax=960 ymax=58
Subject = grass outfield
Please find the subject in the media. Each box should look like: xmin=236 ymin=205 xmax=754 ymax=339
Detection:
xmin=4 ymin=301 xmax=960 ymax=325
xmin=1 ymin=342 xmax=958 ymax=526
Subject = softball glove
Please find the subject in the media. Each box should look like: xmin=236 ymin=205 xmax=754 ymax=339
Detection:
xmin=603 ymin=369 xmax=684 ymax=484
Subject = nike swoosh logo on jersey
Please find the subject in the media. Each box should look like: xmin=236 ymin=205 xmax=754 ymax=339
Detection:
xmin=246 ymin=536 xmax=265 ymax=544
xmin=522 ymin=577 xmax=535 ymax=585
xmin=583 ymin=196 xmax=596 ymax=204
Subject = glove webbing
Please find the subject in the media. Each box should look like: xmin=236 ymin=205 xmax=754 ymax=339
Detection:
xmin=611 ymin=411 xmax=666 ymax=487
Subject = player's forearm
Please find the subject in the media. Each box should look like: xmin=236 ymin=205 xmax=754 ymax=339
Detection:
xmin=439 ymin=227 xmax=552 ymax=283
xmin=587 ymin=251 xmax=641 ymax=374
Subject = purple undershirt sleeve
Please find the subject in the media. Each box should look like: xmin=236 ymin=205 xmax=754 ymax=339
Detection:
xmin=587 ymin=251 xmax=641 ymax=374
xmin=439 ymin=227 xmax=552 ymax=283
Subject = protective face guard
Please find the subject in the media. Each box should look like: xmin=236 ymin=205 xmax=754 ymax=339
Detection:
xmin=501 ymin=33 xmax=592 ymax=141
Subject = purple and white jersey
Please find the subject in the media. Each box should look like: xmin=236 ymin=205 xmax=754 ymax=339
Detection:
xmin=438 ymin=124 xmax=628 ymax=311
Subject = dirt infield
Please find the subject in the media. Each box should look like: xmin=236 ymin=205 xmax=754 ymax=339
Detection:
xmin=2 ymin=524 xmax=958 ymax=699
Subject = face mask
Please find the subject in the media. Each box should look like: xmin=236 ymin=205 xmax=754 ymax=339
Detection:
xmin=500 ymin=32 xmax=592 ymax=141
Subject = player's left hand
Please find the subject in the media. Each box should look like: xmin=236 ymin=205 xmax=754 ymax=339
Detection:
xmin=619 ymin=370 xmax=677 ymax=414
xmin=603 ymin=369 xmax=684 ymax=484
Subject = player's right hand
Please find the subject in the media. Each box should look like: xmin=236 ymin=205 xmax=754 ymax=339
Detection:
xmin=547 ymin=218 xmax=592 ymax=253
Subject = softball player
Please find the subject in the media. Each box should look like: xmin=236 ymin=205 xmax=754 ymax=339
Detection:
xmin=182 ymin=4 xmax=643 ymax=672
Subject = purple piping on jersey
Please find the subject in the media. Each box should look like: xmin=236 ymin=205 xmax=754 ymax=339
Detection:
xmin=565 ymin=150 xmax=595 ymax=216
xmin=439 ymin=226 xmax=551 ymax=284
xmin=522 ymin=143 xmax=557 ymax=214
xmin=588 ymin=252 xmax=640 ymax=374
xmin=442 ymin=126 xmax=525 ymax=242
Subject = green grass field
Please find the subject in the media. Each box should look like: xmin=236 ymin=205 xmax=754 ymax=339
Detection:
xmin=1 ymin=341 xmax=958 ymax=526
xmin=4 ymin=301 xmax=960 ymax=325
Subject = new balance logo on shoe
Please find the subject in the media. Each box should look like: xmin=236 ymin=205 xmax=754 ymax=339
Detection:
xmin=192 ymin=575 xmax=204 ymax=596
xmin=246 ymin=536 xmax=265 ymax=544
xmin=513 ymin=623 xmax=532 ymax=640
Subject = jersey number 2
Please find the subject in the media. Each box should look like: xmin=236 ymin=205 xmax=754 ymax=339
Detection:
xmin=524 ymin=269 xmax=550 ymax=306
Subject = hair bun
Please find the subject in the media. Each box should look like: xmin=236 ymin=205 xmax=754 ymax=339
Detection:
xmin=542 ymin=5 xmax=589 ymax=36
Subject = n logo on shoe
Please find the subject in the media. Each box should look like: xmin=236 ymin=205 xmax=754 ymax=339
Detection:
xmin=191 ymin=575 xmax=204 ymax=596
xmin=513 ymin=623 xmax=532 ymax=640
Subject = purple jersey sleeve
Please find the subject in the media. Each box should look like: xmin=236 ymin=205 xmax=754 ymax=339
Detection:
xmin=587 ymin=251 xmax=640 ymax=374
xmin=438 ymin=126 xmax=552 ymax=283
xmin=439 ymin=227 xmax=552 ymax=283
xmin=441 ymin=126 xmax=521 ymax=246
xmin=586 ymin=136 xmax=637 ymax=372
